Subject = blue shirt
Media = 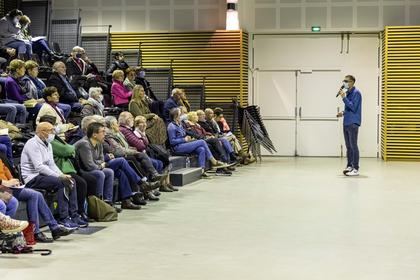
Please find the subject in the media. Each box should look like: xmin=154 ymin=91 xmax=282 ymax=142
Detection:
xmin=163 ymin=97 xmax=180 ymax=124
xmin=167 ymin=122 xmax=187 ymax=147
xmin=342 ymin=87 xmax=362 ymax=126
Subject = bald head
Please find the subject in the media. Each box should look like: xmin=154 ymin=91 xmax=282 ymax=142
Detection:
xmin=36 ymin=122 xmax=55 ymax=142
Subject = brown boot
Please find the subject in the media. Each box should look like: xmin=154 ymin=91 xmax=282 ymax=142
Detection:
xmin=121 ymin=199 xmax=141 ymax=210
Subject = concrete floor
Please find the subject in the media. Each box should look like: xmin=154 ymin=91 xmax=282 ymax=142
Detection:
xmin=2 ymin=157 xmax=420 ymax=280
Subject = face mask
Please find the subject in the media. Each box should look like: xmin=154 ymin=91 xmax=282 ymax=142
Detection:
xmin=75 ymin=53 xmax=82 ymax=59
xmin=180 ymin=114 xmax=188 ymax=122
xmin=54 ymin=126 xmax=61 ymax=134
xmin=97 ymin=95 xmax=104 ymax=103
xmin=139 ymin=71 xmax=146 ymax=78
xmin=13 ymin=17 xmax=19 ymax=25
xmin=343 ymin=82 xmax=349 ymax=89
xmin=46 ymin=134 xmax=55 ymax=143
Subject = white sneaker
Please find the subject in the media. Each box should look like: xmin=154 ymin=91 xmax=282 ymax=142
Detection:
xmin=346 ymin=169 xmax=359 ymax=176
xmin=343 ymin=167 xmax=353 ymax=175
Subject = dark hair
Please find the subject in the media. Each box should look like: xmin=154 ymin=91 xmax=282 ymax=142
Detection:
xmin=114 ymin=51 xmax=124 ymax=59
xmin=213 ymin=107 xmax=223 ymax=116
xmin=43 ymin=86 xmax=58 ymax=101
xmin=7 ymin=9 xmax=23 ymax=18
xmin=87 ymin=122 xmax=105 ymax=138
xmin=345 ymin=75 xmax=356 ymax=83
xmin=39 ymin=115 xmax=57 ymax=125
xmin=169 ymin=108 xmax=180 ymax=121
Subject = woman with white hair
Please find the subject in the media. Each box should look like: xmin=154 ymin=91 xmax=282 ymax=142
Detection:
xmin=81 ymin=87 xmax=104 ymax=117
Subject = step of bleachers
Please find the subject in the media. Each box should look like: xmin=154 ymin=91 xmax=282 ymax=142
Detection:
xmin=169 ymin=167 xmax=202 ymax=187
xmin=169 ymin=156 xmax=187 ymax=171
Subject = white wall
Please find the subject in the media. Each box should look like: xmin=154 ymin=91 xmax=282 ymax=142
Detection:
xmin=239 ymin=0 xmax=420 ymax=33
xmin=52 ymin=0 xmax=227 ymax=33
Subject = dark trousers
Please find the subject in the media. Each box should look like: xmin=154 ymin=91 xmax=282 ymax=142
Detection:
xmin=344 ymin=124 xmax=360 ymax=170
xmin=70 ymin=173 xmax=87 ymax=215
xmin=26 ymin=174 xmax=78 ymax=220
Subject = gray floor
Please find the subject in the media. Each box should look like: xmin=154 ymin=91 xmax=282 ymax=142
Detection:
xmin=2 ymin=157 xmax=420 ymax=280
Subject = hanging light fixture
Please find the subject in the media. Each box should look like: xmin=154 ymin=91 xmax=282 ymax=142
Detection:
xmin=226 ymin=0 xmax=239 ymax=30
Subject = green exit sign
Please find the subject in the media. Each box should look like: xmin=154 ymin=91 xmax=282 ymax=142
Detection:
xmin=311 ymin=26 xmax=321 ymax=32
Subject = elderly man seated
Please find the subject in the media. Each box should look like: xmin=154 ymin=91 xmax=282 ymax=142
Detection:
xmin=20 ymin=122 xmax=87 ymax=229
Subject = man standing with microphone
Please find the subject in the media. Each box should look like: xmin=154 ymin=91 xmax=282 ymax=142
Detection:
xmin=337 ymin=75 xmax=362 ymax=176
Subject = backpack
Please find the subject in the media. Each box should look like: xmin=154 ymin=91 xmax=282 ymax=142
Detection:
xmin=87 ymin=195 xmax=118 ymax=222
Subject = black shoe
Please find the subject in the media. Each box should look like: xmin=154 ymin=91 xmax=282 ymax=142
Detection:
xmin=141 ymin=180 xmax=161 ymax=191
xmin=51 ymin=225 xmax=76 ymax=240
xmin=80 ymin=212 xmax=90 ymax=223
xmin=34 ymin=232 xmax=54 ymax=243
xmin=146 ymin=191 xmax=160 ymax=201
xmin=153 ymin=190 xmax=161 ymax=196
xmin=121 ymin=199 xmax=141 ymax=210
xmin=132 ymin=193 xmax=147 ymax=206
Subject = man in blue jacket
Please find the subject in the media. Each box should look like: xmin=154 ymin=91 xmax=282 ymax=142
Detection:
xmin=338 ymin=75 xmax=362 ymax=176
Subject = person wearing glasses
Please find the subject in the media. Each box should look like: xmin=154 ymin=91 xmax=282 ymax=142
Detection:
xmin=337 ymin=75 xmax=362 ymax=176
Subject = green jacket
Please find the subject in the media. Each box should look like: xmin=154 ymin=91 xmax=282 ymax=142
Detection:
xmin=51 ymin=137 xmax=77 ymax=174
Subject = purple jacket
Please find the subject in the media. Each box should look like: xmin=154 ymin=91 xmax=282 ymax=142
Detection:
xmin=119 ymin=125 xmax=147 ymax=152
xmin=5 ymin=76 xmax=28 ymax=103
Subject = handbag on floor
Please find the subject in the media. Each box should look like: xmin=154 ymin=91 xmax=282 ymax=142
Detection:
xmin=87 ymin=195 xmax=118 ymax=222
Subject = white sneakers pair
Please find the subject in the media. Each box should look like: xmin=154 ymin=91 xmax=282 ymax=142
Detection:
xmin=343 ymin=167 xmax=359 ymax=176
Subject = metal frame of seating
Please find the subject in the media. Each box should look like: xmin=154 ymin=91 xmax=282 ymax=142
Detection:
xmin=20 ymin=0 xmax=49 ymax=37
xmin=81 ymin=25 xmax=112 ymax=73
xmin=48 ymin=9 xmax=82 ymax=55
xmin=144 ymin=67 xmax=173 ymax=101
xmin=110 ymin=42 xmax=141 ymax=69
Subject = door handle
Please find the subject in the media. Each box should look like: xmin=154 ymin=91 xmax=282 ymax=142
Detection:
xmin=299 ymin=107 xmax=302 ymax=118
xmin=295 ymin=107 xmax=297 ymax=118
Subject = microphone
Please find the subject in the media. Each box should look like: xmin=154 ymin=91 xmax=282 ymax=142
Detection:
xmin=336 ymin=85 xmax=345 ymax=97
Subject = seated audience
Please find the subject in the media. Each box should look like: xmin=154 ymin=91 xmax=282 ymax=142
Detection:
xmin=0 ymin=102 xmax=26 ymax=124
xmin=81 ymin=87 xmax=105 ymax=117
xmin=167 ymin=108 xmax=229 ymax=177
xmin=134 ymin=67 xmax=164 ymax=116
xmin=106 ymin=51 xmax=129 ymax=81
xmin=0 ymin=46 xmax=15 ymax=70
xmin=0 ymin=9 xmax=31 ymax=60
xmin=22 ymin=60 xmax=71 ymax=118
xmin=20 ymin=122 xmax=86 ymax=229
xmin=0 ymin=151 xmax=75 ymax=242
xmin=47 ymin=61 xmax=86 ymax=112
xmin=129 ymin=85 xmax=167 ymax=145
xmin=111 ymin=69 xmax=132 ymax=108
xmin=75 ymin=122 xmax=150 ymax=209
xmin=163 ymin=88 xmax=183 ymax=124
xmin=179 ymin=88 xmax=191 ymax=113
xmin=186 ymin=111 xmax=236 ymax=166
xmin=36 ymin=86 xmax=77 ymax=140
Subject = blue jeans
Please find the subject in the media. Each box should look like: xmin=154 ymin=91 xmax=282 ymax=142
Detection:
xmin=0 ymin=196 xmax=18 ymax=217
xmin=174 ymin=139 xmax=213 ymax=168
xmin=25 ymin=174 xmax=78 ymax=220
xmin=70 ymin=102 xmax=83 ymax=112
xmin=0 ymin=135 xmax=13 ymax=166
xmin=12 ymin=188 xmax=59 ymax=233
xmin=106 ymin=158 xmax=139 ymax=200
xmin=344 ymin=124 xmax=360 ymax=170
xmin=5 ymin=40 xmax=32 ymax=57
xmin=84 ymin=168 xmax=114 ymax=202
xmin=0 ymin=103 xmax=27 ymax=123
xmin=220 ymin=138 xmax=233 ymax=155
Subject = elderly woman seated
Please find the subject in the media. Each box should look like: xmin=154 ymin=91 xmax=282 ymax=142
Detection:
xmin=128 ymin=85 xmax=167 ymax=145
xmin=81 ymin=87 xmax=105 ymax=117
xmin=134 ymin=115 xmax=177 ymax=192
xmin=36 ymin=86 xmax=77 ymax=140
xmin=167 ymin=108 xmax=229 ymax=178
xmin=111 ymin=69 xmax=132 ymax=108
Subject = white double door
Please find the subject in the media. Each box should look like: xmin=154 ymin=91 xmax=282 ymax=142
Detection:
xmin=255 ymin=69 xmax=343 ymax=157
